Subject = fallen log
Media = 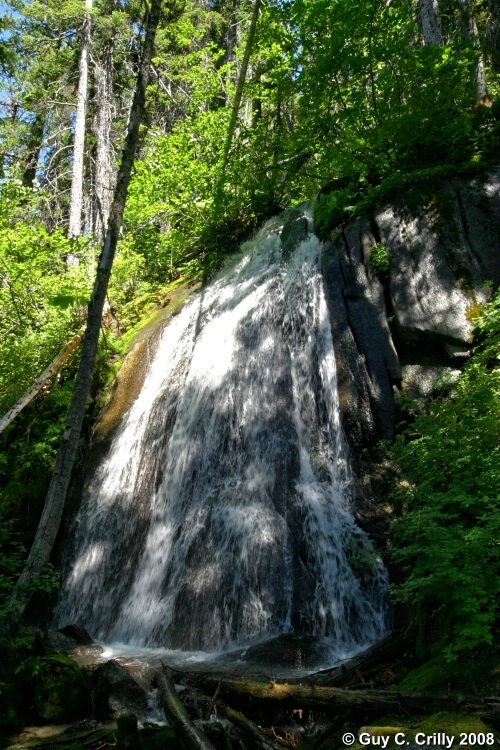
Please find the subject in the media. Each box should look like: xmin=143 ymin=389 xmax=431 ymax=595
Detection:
xmin=175 ymin=685 xmax=284 ymax=750
xmin=29 ymin=728 xmax=114 ymax=748
xmin=192 ymin=676 xmax=500 ymax=725
xmin=154 ymin=668 xmax=217 ymax=750
xmin=298 ymin=632 xmax=413 ymax=687
xmin=218 ymin=701 xmax=284 ymax=750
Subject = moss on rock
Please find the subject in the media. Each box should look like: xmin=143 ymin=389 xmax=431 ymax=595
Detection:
xmin=94 ymin=277 xmax=200 ymax=443
xmin=32 ymin=654 xmax=91 ymax=723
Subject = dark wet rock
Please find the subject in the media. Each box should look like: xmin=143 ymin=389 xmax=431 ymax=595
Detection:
xmin=317 ymin=169 xmax=500 ymax=551
xmin=48 ymin=624 xmax=94 ymax=652
xmin=242 ymin=634 xmax=332 ymax=669
xmin=281 ymin=215 xmax=309 ymax=260
xmin=321 ymin=228 xmax=400 ymax=447
xmin=32 ymin=654 xmax=92 ymax=723
xmin=87 ymin=660 xmax=149 ymax=720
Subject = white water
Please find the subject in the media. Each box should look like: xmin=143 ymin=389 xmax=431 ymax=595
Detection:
xmin=56 ymin=208 xmax=388 ymax=664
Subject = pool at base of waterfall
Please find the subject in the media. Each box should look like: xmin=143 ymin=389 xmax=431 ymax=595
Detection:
xmin=65 ymin=630 xmax=376 ymax=682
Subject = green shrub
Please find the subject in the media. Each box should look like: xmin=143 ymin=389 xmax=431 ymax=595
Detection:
xmin=390 ymin=292 xmax=500 ymax=660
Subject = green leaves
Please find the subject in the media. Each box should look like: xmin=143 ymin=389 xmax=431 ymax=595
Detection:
xmin=391 ymin=295 xmax=500 ymax=660
xmin=0 ymin=181 xmax=90 ymax=414
xmin=370 ymin=243 xmax=390 ymax=277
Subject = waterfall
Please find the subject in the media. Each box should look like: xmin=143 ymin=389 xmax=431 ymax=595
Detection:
xmin=56 ymin=208 xmax=388 ymax=663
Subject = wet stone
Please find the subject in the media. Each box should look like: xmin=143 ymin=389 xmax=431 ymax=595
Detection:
xmin=242 ymin=634 xmax=333 ymax=669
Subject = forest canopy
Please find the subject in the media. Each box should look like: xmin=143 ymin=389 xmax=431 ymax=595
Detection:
xmin=0 ymin=0 xmax=496 ymax=441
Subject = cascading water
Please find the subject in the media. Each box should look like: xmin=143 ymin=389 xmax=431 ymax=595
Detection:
xmin=56 ymin=207 xmax=388 ymax=664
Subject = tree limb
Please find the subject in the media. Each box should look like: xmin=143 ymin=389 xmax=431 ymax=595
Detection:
xmin=153 ymin=668 xmax=217 ymax=750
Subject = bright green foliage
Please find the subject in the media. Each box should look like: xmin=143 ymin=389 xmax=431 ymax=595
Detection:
xmin=0 ymin=181 xmax=89 ymax=413
xmin=122 ymin=0 xmax=500 ymax=290
xmin=473 ymin=288 xmax=500 ymax=364
xmin=123 ymin=107 xmax=229 ymax=287
xmin=0 ymin=15 xmax=16 ymax=76
xmin=370 ymin=243 xmax=390 ymax=277
xmin=291 ymin=0 xmax=483 ymax=185
xmin=391 ymin=293 xmax=500 ymax=660
xmin=0 ymin=376 xmax=76 ymax=533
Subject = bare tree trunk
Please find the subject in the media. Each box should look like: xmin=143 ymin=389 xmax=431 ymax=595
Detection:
xmin=471 ymin=14 xmax=488 ymax=99
xmin=417 ymin=0 xmax=443 ymax=45
xmin=93 ymin=39 xmax=115 ymax=241
xmin=8 ymin=0 xmax=163 ymax=627
xmin=459 ymin=0 xmax=489 ymax=99
xmin=219 ymin=0 xmax=262 ymax=180
xmin=68 ymin=0 xmax=92 ymax=242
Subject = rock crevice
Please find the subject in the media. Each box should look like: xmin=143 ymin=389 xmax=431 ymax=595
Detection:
xmin=321 ymin=168 xmax=500 ymax=449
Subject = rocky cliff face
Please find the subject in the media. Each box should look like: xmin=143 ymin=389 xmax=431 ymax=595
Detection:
xmin=320 ymin=168 xmax=500 ymax=452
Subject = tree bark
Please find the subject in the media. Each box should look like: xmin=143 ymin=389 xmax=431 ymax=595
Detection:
xmin=217 ymin=701 xmax=283 ymax=750
xmin=219 ymin=0 xmax=262 ymax=183
xmin=93 ymin=39 xmax=115 ymax=241
xmin=417 ymin=0 xmax=443 ymax=45
xmin=459 ymin=0 xmax=489 ymax=100
xmin=154 ymin=669 xmax=217 ymax=750
xmin=8 ymin=0 xmax=163 ymax=627
xmin=68 ymin=0 xmax=93 ymax=242
xmin=192 ymin=677 xmax=500 ymax=724
xmin=484 ymin=0 xmax=500 ymax=73
xmin=22 ymin=112 xmax=46 ymax=188
xmin=0 ymin=331 xmax=83 ymax=436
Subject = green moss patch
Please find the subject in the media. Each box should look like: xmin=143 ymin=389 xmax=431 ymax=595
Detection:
xmin=348 ymin=714 xmax=498 ymax=750
xmin=94 ymin=277 xmax=200 ymax=441
xmin=397 ymin=659 xmax=451 ymax=692
xmin=31 ymin=655 xmax=91 ymax=723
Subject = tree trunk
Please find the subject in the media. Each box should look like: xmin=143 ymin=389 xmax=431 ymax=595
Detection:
xmin=459 ymin=0 xmax=489 ymax=100
xmin=417 ymin=0 xmax=443 ymax=45
xmin=219 ymin=0 xmax=262 ymax=182
xmin=154 ymin=669 xmax=217 ymax=750
xmin=22 ymin=112 xmax=45 ymax=188
xmin=0 ymin=332 xmax=83 ymax=436
xmin=93 ymin=39 xmax=115 ymax=241
xmin=8 ymin=0 xmax=163 ymax=628
xmin=68 ymin=0 xmax=92 ymax=242
xmin=192 ymin=677 xmax=500 ymax=724
xmin=484 ymin=0 xmax=500 ymax=73
xmin=217 ymin=701 xmax=283 ymax=750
